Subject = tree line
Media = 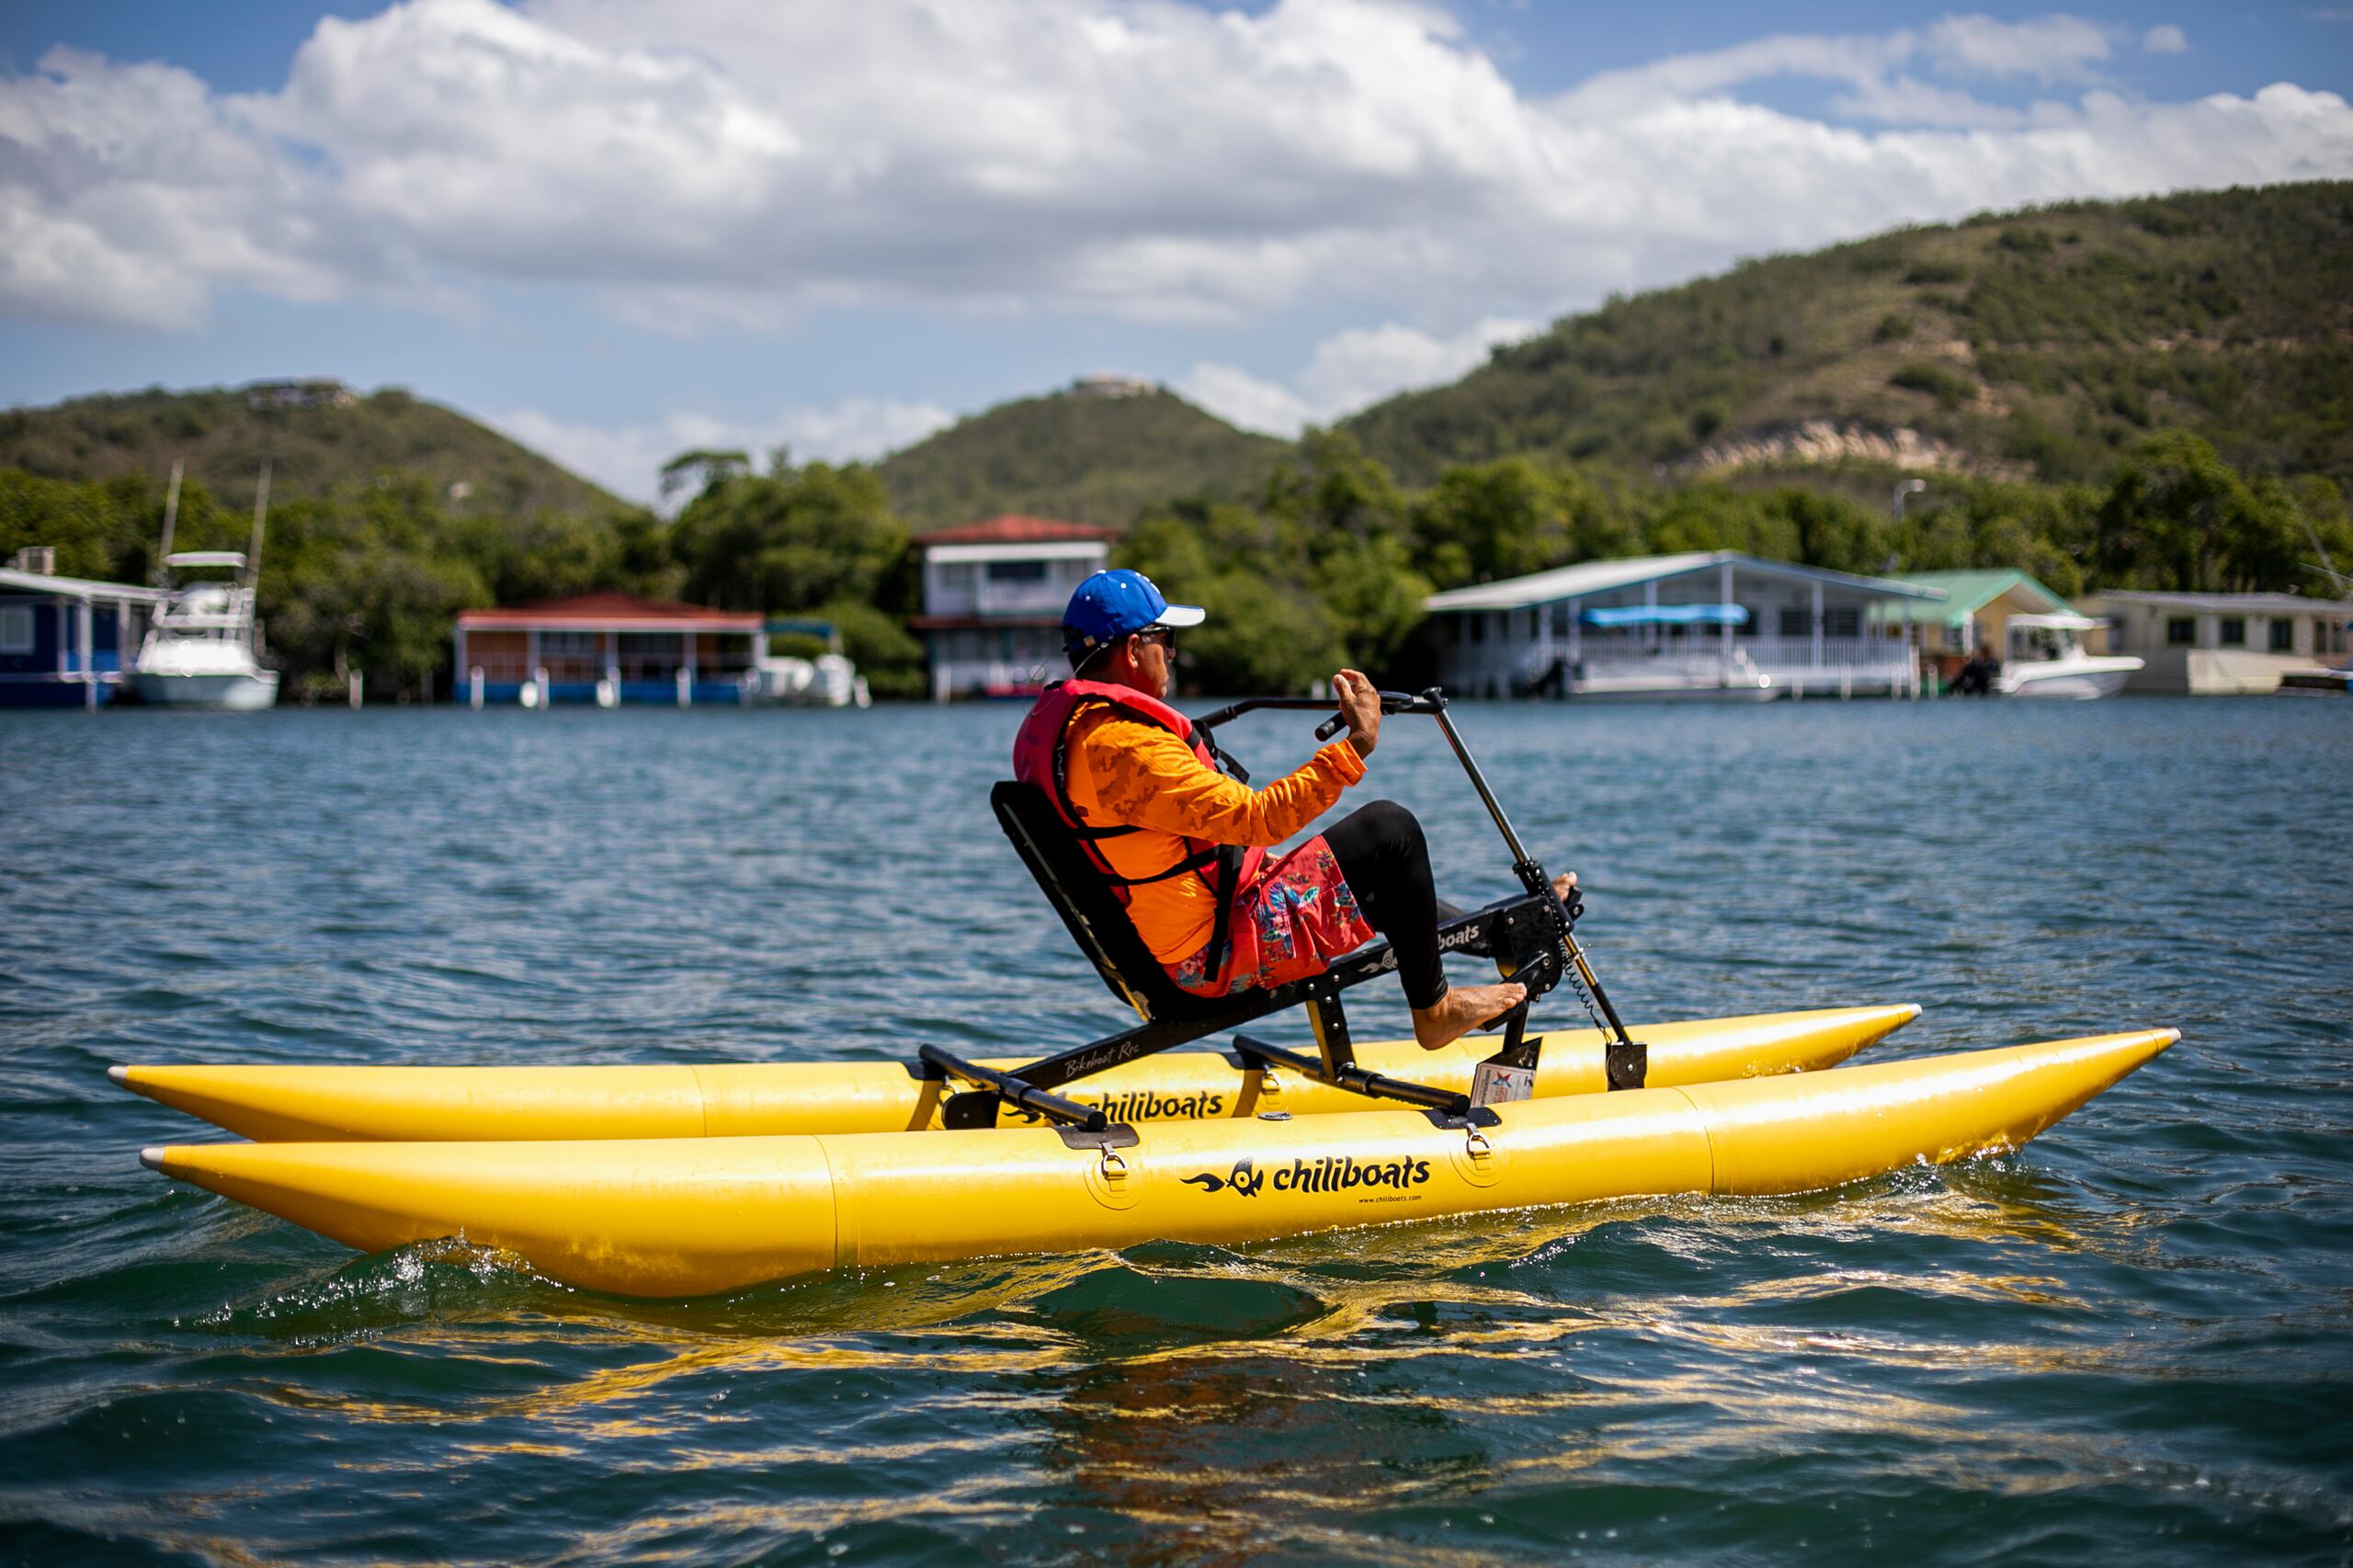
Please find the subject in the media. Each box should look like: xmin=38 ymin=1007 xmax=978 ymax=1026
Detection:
xmin=1118 ymin=428 xmax=2353 ymax=692
xmin=4 ymin=427 xmax=2346 ymax=701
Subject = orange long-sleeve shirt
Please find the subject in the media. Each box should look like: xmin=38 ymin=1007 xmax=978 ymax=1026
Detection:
xmin=1063 ymin=702 xmax=1366 ymax=963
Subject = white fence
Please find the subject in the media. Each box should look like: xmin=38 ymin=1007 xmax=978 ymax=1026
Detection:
xmin=1509 ymin=632 xmax=1917 ymax=698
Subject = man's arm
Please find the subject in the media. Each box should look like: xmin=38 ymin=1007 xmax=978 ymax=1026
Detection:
xmin=1074 ymin=715 xmax=1365 ymax=846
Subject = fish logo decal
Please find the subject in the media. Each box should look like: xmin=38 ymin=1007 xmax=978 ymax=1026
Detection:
xmin=1183 ymin=1152 xmax=1434 ymax=1199
xmin=1180 ymin=1158 xmax=1266 ymax=1197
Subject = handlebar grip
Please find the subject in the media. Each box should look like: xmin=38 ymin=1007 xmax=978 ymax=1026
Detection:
xmin=1317 ymin=688 xmax=1440 ymax=742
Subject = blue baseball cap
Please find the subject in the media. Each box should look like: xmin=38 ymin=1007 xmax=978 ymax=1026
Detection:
xmin=1062 ymin=569 xmax=1205 ymax=659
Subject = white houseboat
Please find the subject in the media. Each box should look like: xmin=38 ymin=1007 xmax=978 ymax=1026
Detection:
xmin=2077 ymin=591 xmax=2353 ymax=695
xmin=1424 ymin=551 xmax=1941 ymax=701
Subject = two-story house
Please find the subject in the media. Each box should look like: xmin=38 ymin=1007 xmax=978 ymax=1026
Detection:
xmin=914 ymin=517 xmax=1114 ymax=700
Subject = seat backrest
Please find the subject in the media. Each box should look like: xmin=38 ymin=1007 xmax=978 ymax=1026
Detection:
xmin=991 ymin=780 xmax=1222 ymax=1024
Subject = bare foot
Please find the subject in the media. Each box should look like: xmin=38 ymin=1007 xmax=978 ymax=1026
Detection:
xmin=1413 ymin=982 xmax=1529 ymax=1051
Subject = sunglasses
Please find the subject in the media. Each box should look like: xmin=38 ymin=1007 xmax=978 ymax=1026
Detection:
xmin=1136 ymin=627 xmax=1176 ymax=649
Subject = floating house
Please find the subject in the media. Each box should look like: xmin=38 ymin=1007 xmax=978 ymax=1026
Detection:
xmin=1423 ymin=551 xmax=1940 ymax=700
xmin=1880 ymin=570 xmax=2143 ymax=699
xmin=0 ymin=549 xmax=166 ymax=709
xmin=915 ymin=516 xmax=1113 ymax=700
xmin=2076 ymin=591 xmax=2353 ymax=695
xmin=452 ymin=592 xmax=762 ymax=707
xmin=1878 ymin=570 xmax=2074 ymax=678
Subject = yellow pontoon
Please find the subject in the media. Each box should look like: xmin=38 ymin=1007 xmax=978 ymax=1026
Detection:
xmin=138 ymin=1029 xmax=2177 ymax=1298
xmin=109 ymin=1004 xmax=1917 ymax=1142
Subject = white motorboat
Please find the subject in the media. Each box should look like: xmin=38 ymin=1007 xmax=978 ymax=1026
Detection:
xmin=1994 ymin=612 xmax=2142 ymax=699
xmin=2278 ymin=655 xmax=2353 ymax=696
xmin=745 ymin=651 xmax=870 ymax=708
xmin=132 ymin=462 xmax=279 ymax=710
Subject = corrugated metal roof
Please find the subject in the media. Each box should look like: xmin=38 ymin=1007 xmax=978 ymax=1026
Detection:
xmin=1422 ymin=551 xmax=1943 ymax=612
xmin=456 ymin=592 xmax=761 ymax=630
xmin=2083 ymin=591 xmax=2353 ymax=615
xmin=0 ymin=568 xmax=168 ymax=604
xmin=922 ymin=515 xmax=1115 ymax=546
xmin=1880 ymin=570 xmax=2067 ymax=624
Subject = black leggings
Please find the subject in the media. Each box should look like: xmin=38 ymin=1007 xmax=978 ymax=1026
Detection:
xmin=1324 ymin=799 xmax=1456 ymax=1010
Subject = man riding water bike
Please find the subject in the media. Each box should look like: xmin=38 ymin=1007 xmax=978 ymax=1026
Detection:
xmin=1012 ymin=569 xmax=1574 ymax=1051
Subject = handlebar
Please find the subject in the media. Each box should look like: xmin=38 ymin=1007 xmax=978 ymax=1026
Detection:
xmin=1190 ymin=687 xmax=1447 ymax=739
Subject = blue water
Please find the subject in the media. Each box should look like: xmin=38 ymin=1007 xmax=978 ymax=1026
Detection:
xmin=2 ymin=699 xmax=2347 ymax=1564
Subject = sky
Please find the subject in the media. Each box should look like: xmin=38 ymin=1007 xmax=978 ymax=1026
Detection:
xmin=3 ymin=1 xmax=2349 ymax=504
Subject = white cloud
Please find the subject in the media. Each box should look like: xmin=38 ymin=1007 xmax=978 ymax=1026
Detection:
xmin=1174 ymin=363 xmax=1315 ymax=440
xmin=1923 ymin=14 xmax=2111 ymax=81
xmin=493 ymin=396 xmax=953 ymax=506
xmin=2142 ymin=24 xmax=2188 ymax=54
xmin=2 ymin=1 xmax=2350 ymax=342
xmin=1183 ymin=315 xmax=1537 ymax=436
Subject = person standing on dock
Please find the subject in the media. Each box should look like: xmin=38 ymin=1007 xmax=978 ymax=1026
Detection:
xmin=1012 ymin=569 xmax=1570 ymax=1050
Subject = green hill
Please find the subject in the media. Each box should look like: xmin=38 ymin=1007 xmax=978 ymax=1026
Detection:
xmin=1341 ymin=181 xmax=2353 ymax=492
xmin=0 ymin=381 xmax=619 ymax=518
xmin=877 ymin=383 xmax=1286 ymax=531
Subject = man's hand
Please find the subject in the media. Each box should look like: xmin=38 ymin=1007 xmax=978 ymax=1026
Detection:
xmin=1333 ymin=669 xmax=1381 ymax=757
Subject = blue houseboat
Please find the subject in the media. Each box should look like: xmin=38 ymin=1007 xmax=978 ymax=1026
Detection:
xmin=0 ymin=550 xmax=167 ymax=709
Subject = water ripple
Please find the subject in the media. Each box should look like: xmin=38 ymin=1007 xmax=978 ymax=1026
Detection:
xmin=1 ymin=699 xmax=2347 ymax=1562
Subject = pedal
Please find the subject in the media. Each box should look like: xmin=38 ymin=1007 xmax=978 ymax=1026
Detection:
xmin=1470 ymin=1057 xmax=1535 ymax=1108
xmin=1469 ymin=1004 xmax=1540 ymax=1108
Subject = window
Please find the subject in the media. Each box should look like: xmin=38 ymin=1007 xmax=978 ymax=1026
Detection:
xmin=2166 ymin=617 xmax=2196 ymax=646
xmin=540 ymin=631 xmax=602 ymax=655
xmin=0 ymin=605 xmax=31 ymax=654
xmin=986 ymin=560 xmax=1047 ymax=582
xmin=2218 ymin=617 xmax=2245 ymax=647
xmin=935 ymin=562 xmax=976 ymax=594
xmin=1469 ymin=614 xmax=1484 ymax=645
xmin=1825 ymin=607 xmax=1860 ymax=637
xmin=1779 ymin=607 xmax=1810 ymax=637
xmin=2269 ymin=619 xmax=2294 ymax=652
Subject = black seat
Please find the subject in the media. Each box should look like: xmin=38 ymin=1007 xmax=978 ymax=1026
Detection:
xmin=990 ymin=780 xmax=1233 ymax=1026
xmin=960 ymin=778 xmax=1580 ymax=1122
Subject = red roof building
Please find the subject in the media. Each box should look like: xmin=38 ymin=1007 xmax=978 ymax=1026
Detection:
xmin=920 ymin=516 xmax=1117 ymax=548
xmin=456 ymin=592 xmax=761 ymax=632
xmin=453 ymin=593 xmax=762 ymax=707
xmin=916 ymin=516 xmax=1112 ymax=700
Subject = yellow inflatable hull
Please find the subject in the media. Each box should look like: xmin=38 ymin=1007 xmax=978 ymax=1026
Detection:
xmin=108 ymin=1005 xmax=1916 ymax=1142
xmin=140 ymin=1029 xmax=2173 ymax=1298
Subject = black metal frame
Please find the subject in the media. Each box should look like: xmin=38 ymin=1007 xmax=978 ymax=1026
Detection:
xmin=926 ymin=687 xmax=1645 ymax=1131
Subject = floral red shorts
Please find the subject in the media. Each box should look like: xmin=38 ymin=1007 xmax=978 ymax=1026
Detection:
xmin=1164 ymin=835 xmax=1376 ymax=998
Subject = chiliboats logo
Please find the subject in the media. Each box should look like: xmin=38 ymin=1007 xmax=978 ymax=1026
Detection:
xmin=1182 ymin=1153 xmax=1432 ymax=1198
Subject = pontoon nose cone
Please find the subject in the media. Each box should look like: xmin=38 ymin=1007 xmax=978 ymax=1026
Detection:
xmin=139 ymin=1147 xmax=166 ymax=1173
xmin=108 ymin=1065 xmax=129 ymax=1086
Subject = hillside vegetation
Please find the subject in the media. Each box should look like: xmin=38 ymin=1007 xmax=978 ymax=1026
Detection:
xmin=0 ymin=383 xmax=618 ymax=518
xmin=5 ymin=186 xmax=2347 ymax=699
xmin=1343 ymin=181 xmax=2353 ymax=492
xmin=877 ymin=386 xmax=1285 ymax=531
